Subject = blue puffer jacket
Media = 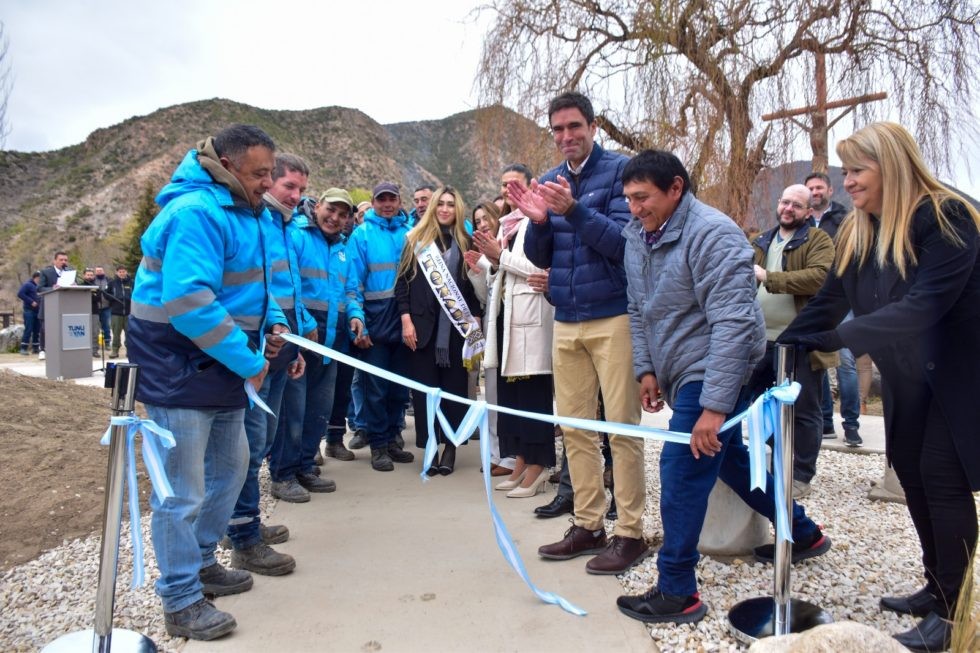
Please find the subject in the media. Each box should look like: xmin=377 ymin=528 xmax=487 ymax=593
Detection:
xmin=523 ymin=142 xmax=631 ymax=322
xmin=290 ymin=214 xmax=364 ymax=357
xmin=128 ymin=148 xmax=287 ymax=408
xmin=265 ymin=205 xmax=316 ymax=370
xmin=346 ymin=208 xmax=409 ymax=344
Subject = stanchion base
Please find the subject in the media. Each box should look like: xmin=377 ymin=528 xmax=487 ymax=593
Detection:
xmin=728 ymin=596 xmax=833 ymax=645
xmin=42 ymin=628 xmax=157 ymax=652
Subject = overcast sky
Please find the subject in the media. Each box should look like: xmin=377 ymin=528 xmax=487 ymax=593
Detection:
xmin=3 ymin=0 xmax=977 ymax=198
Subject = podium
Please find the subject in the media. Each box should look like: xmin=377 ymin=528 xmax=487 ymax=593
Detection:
xmin=40 ymin=286 xmax=96 ymax=380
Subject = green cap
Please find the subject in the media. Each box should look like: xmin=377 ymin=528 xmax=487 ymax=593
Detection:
xmin=318 ymin=188 xmax=354 ymax=208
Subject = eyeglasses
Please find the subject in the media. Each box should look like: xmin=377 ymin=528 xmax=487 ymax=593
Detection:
xmin=778 ymin=199 xmax=807 ymax=211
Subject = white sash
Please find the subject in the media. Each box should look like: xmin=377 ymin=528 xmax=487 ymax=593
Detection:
xmin=417 ymin=242 xmax=485 ymax=368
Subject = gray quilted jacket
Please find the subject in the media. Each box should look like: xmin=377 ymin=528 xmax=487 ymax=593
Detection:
xmin=624 ymin=192 xmax=766 ymax=414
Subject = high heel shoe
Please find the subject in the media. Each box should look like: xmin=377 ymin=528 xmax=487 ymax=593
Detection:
xmin=506 ymin=470 xmax=549 ymax=498
xmin=437 ymin=444 xmax=456 ymax=475
xmin=495 ymin=469 xmax=526 ymax=491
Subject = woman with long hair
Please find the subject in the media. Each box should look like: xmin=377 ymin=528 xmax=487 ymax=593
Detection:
xmin=473 ymin=163 xmax=557 ymax=498
xmin=395 ymin=186 xmax=483 ymax=475
xmin=781 ymin=122 xmax=980 ymax=652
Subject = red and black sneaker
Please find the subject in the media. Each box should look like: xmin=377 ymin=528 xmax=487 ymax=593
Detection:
xmin=754 ymin=528 xmax=832 ymax=564
xmin=616 ymin=589 xmax=708 ymax=624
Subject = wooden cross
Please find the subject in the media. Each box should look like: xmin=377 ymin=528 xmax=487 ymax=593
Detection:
xmin=762 ymin=51 xmax=886 ymax=173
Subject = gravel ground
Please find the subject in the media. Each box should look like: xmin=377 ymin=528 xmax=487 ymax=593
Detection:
xmin=2 ymin=443 xmax=976 ymax=652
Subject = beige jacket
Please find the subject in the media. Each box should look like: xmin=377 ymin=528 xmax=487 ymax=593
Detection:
xmin=483 ymin=219 xmax=554 ymax=376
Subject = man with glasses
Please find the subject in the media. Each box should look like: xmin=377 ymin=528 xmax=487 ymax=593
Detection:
xmin=746 ymin=184 xmax=836 ymax=499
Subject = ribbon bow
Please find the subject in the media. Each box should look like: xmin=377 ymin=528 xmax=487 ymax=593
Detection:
xmin=100 ymin=415 xmax=176 ymax=587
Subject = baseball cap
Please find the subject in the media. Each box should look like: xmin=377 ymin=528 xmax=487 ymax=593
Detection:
xmin=372 ymin=181 xmax=400 ymax=199
xmin=318 ymin=188 xmax=354 ymax=208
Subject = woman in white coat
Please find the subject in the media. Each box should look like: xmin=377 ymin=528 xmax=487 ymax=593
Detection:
xmin=473 ymin=164 xmax=556 ymax=498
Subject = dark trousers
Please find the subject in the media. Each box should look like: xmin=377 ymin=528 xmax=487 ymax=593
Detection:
xmin=407 ymin=337 xmax=468 ymax=448
xmin=886 ymin=380 xmax=977 ymax=614
xmin=327 ymin=361 xmax=354 ymax=444
xmin=359 ymin=341 xmax=409 ymax=449
xmin=746 ymin=342 xmax=824 ymax=483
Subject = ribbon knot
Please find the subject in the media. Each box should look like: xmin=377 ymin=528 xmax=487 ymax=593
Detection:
xmin=100 ymin=414 xmax=176 ymax=587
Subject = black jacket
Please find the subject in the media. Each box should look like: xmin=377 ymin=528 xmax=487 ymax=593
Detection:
xmin=785 ymin=200 xmax=980 ymax=490
xmin=107 ymin=276 xmax=133 ymax=316
xmin=808 ymin=200 xmax=848 ymax=240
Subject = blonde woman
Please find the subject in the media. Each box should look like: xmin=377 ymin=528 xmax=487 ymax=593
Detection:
xmin=395 ymin=186 xmax=483 ymax=475
xmin=781 ymin=122 xmax=980 ymax=653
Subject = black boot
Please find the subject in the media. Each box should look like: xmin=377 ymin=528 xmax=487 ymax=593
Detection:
xmin=880 ymin=586 xmax=939 ymax=618
xmin=892 ymin=611 xmax=952 ymax=652
xmin=437 ymin=443 xmax=456 ymax=475
xmin=426 ymin=448 xmax=441 ymax=477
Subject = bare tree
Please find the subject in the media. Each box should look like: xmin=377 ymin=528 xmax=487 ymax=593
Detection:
xmin=477 ymin=0 xmax=980 ymax=224
xmin=0 ymin=22 xmax=10 ymax=148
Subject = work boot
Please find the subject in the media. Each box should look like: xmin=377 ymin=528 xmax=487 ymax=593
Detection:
xmin=230 ymin=542 xmax=296 ymax=576
xmin=387 ymin=441 xmax=414 ymax=463
xmin=199 ymin=562 xmax=253 ymax=596
xmin=19 ymin=344 xmax=28 ymax=356
xmin=348 ymin=429 xmax=368 ymax=449
xmin=297 ymin=471 xmax=336 ymax=493
xmin=325 ymin=442 xmax=355 ymax=461
xmin=164 ymin=598 xmax=236 ymax=640
xmin=371 ymin=447 xmax=394 ymax=472
xmin=893 ymin=611 xmax=952 ymax=652
xmin=538 ymin=523 xmax=607 ymax=560
xmin=586 ymin=535 xmax=650 ymax=575
xmin=259 ymin=523 xmax=289 ymax=545
xmin=394 ymin=432 xmax=405 ymax=449
xmin=271 ymin=479 xmax=310 ymax=503
xmin=313 ymin=451 xmax=324 ymax=466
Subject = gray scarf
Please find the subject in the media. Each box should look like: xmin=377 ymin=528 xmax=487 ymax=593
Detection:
xmin=435 ymin=232 xmax=460 ymax=368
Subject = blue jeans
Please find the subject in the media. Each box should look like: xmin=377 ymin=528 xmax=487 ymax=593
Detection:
xmin=21 ymin=308 xmax=40 ymax=350
xmin=821 ymin=347 xmax=860 ymax=431
xmin=300 ymin=356 xmax=338 ymax=472
xmin=145 ymin=404 xmax=248 ymax=613
xmin=348 ymin=367 xmax=365 ymax=432
xmin=656 ymin=382 xmax=819 ymax=596
xmin=269 ymin=368 xmax=308 ymax=482
xmin=98 ymin=307 xmax=112 ymax=347
xmin=358 ymin=342 xmax=409 ymax=449
xmin=227 ymin=369 xmax=288 ymax=549
xmin=328 ymin=361 xmax=354 ymax=444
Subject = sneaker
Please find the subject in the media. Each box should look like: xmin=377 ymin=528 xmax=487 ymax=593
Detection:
xmin=297 ymin=471 xmax=336 ymax=493
xmin=38 ymin=351 xmax=45 ymax=361
xmin=348 ymin=429 xmax=368 ymax=450
xmin=259 ymin=522 xmax=289 ymax=545
xmin=164 ymin=598 xmax=236 ymax=640
xmin=586 ymin=535 xmax=650 ymax=575
xmin=199 ymin=562 xmax=253 ymax=596
xmin=538 ymin=523 xmax=607 ymax=560
xmin=387 ymin=441 xmax=414 ymax=463
xmin=791 ymin=479 xmax=812 ymax=498
xmin=271 ymin=479 xmax=310 ymax=503
xmin=371 ymin=447 xmax=394 ymax=472
xmin=844 ymin=427 xmax=863 ymax=448
xmin=617 ymin=590 xmax=708 ymax=625
xmin=230 ymin=542 xmax=296 ymax=576
xmin=754 ymin=529 xmax=831 ymax=564
xmin=325 ymin=442 xmax=355 ymax=461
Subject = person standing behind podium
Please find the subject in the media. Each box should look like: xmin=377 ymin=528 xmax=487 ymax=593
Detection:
xmin=107 ymin=265 xmax=132 ymax=358
xmin=36 ymin=250 xmax=72 ymax=360
xmin=779 ymin=122 xmax=980 ymax=653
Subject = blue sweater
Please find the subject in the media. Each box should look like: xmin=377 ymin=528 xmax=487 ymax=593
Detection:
xmin=128 ymin=148 xmax=287 ymax=408
xmin=523 ymin=142 xmax=631 ymax=322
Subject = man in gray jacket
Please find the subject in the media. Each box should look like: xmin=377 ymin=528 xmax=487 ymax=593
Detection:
xmin=615 ymin=150 xmax=829 ymax=625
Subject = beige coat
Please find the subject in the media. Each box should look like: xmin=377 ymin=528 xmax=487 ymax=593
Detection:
xmin=483 ymin=219 xmax=554 ymax=376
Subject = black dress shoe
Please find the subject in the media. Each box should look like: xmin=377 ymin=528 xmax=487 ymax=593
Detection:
xmin=534 ymin=495 xmax=574 ymax=519
xmin=880 ymin=586 xmax=938 ymax=618
xmin=437 ymin=444 xmax=456 ymax=475
xmin=426 ymin=451 xmax=441 ymax=477
xmin=893 ymin=611 xmax=952 ymax=652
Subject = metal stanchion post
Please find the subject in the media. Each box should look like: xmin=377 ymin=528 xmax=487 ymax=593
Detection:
xmin=43 ymin=364 xmax=157 ymax=653
xmin=728 ymin=345 xmax=832 ymax=644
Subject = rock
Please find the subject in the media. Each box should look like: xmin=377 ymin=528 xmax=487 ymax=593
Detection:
xmin=698 ymin=476 xmax=770 ymax=555
xmin=0 ymin=324 xmax=24 ymax=353
xmin=868 ymin=463 xmax=906 ymax=504
xmin=747 ymin=621 xmax=906 ymax=652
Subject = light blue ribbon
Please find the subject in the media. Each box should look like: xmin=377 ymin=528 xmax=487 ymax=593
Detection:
xmin=719 ymin=380 xmax=801 ymax=543
xmin=245 ymin=380 xmax=275 ymax=415
xmin=100 ymin=415 xmax=176 ymax=587
xmin=281 ymin=333 xmax=798 ymax=615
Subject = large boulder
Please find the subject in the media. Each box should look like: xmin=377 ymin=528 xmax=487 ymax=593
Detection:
xmin=698 ymin=476 xmax=770 ymax=556
xmin=0 ymin=324 xmax=24 ymax=353
xmin=748 ymin=621 xmax=906 ymax=652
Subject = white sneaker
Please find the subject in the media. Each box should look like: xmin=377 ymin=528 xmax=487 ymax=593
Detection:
xmin=38 ymin=351 xmax=46 ymax=361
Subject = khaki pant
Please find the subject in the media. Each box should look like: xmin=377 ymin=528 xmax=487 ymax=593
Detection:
xmin=553 ymin=315 xmax=644 ymax=538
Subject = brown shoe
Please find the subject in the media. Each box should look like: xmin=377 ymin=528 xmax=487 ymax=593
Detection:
xmin=538 ymin=523 xmax=607 ymax=560
xmin=490 ymin=464 xmax=512 ymax=477
xmin=586 ymin=535 xmax=651 ymax=575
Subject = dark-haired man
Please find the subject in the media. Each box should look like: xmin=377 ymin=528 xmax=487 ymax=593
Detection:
xmin=615 ymin=149 xmax=829 ymax=625
xmin=106 ymin=265 xmax=132 ymax=358
xmin=509 ymin=91 xmax=647 ymax=576
xmin=409 ymin=184 xmax=435 ymax=226
xmin=36 ymin=250 xmax=72 ymax=360
xmin=128 ymin=124 xmax=288 ymax=640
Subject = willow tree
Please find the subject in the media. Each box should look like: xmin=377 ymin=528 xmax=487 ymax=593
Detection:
xmin=477 ymin=0 xmax=980 ymax=224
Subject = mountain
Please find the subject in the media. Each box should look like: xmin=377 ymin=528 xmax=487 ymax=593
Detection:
xmin=0 ymin=98 xmax=555 ymax=306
